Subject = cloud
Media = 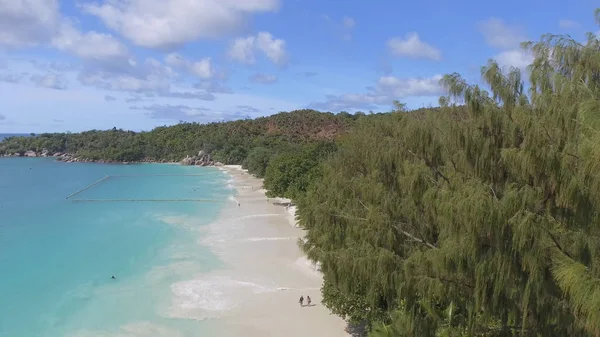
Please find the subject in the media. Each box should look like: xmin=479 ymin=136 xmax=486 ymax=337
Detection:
xmin=227 ymin=32 xmax=287 ymax=66
xmin=322 ymin=15 xmax=356 ymax=41
xmin=194 ymin=80 xmax=233 ymax=94
xmin=82 ymin=0 xmax=280 ymax=49
xmin=479 ymin=18 xmax=532 ymax=70
xmin=31 ymin=73 xmax=67 ymax=90
xmin=387 ymin=33 xmax=442 ymax=60
xmin=237 ymin=105 xmax=261 ymax=113
xmin=30 ymin=60 xmax=77 ymax=72
xmin=160 ymin=91 xmax=215 ymax=101
xmin=0 ymin=114 xmax=5 ymax=121
xmin=494 ymin=50 xmax=533 ymax=69
xmin=342 ymin=16 xmax=355 ymax=29
xmin=135 ymin=104 xmax=211 ymax=120
xmin=559 ymin=19 xmax=580 ymax=29
xmin=0 ymin=0 xmax=128 ymax=64
xmin=136 ymin=104 xmax=249 ymax=122
xmin=302 ymin=71 xmax=318 ymax=77
xmin=478 ymin=18 xmax=527 ymax=50
xmin=0 ymin=72 xmax=27 ymax=83
xmin=0 ymin=0 xmax=61 ymax=48
xmin=104 ymin=95 xmax=117 ymax=101
xmin=78 ymin=58 xmax=173 ymax=93
xmin=51 ymin=22 xmax=130 ymax=62
xmin=249 ymin=73 xmax=277 ymax=84
xmin=341 ymin=16 xmax=356 ymax=40
xmin=165 ymin=53 xmax=214 ymax=79
xmin=309 ymin=74 xmax=443 ymax=111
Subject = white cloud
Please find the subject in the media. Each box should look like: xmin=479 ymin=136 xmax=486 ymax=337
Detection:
xmin=387 ymin=33 xmax=442 ymax=60
xmin=0 ymin=0 xmax=61 ymax=48
xmin=78 ymin=58 xmax=173 ymax=93
xmin=0 ymin=72 xmax=27 ymax=83
xmin=249 ymin=73 xmax=277 ymax=84
xmin=227 ymin=36 xmax=256 ymax=64
xmin=31 ymin=73 xmax=68 ymax=90
xmin=82 ymin=0 xmax=280 ymax=49
xmin=322 ymin=15 xmax=356 ymax=41
xmin=52 ymin=22 xmax=130 ymax=62
xmin=227 ymin=32 xmax=287 ymax=66
xmin=478 ymin=18 xmax=532 ymax=70
xmin=495 ymin=50 xmax=533 ymax=69
xmin=559 ymin=19 xmax=580 ymax=29
xmin=165 ymin=53 xmax=214 ymax=79
xmin=377 ymin=75 xmax=443 ymax=97
xmin=309 ymin=74 xmax=443 ymax=111
xmin=342 ymin=16 xmax=355 ymax=40
xmin=342 ymin=16 xmax=355 ymax=29
xmin=478 ymin=18 xmax=527 ymax=50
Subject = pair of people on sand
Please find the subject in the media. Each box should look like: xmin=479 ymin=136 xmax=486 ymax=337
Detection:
xmin=298 ymin=295 xmax=311 ymax=307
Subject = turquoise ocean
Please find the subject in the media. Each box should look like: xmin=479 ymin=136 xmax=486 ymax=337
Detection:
xmin=0 ymin=158 xmax=233 ymax=337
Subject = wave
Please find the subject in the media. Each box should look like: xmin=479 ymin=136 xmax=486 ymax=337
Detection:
xmin=168 ymin=276 xmax=280 ymax=319
xmin=68 ymin=321 xmax=183 ymax=337
xmin=243 ymin=237 xmax=295 ymax=242
xmin=233 ymin=213 xmax=280 ymax=220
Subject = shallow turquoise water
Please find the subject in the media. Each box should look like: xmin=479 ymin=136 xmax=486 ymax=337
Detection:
xmin=0 ymin=158 xmax=231 ymax=337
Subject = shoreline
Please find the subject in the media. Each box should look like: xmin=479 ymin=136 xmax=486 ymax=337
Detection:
xmin=201 ymin=165 xmax=350 ymax=337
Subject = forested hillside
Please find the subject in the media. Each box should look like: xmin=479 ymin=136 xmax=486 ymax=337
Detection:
xmin=4 ymin=12 xmax=600 ymax=337
xmin=0 ymin=109 xmax=358 ymax=163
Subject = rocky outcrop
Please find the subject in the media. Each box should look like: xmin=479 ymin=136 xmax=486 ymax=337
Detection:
xmin=5 ymin=149 xmax=223 ymax=167
xmin=180 ymin=150 xmax=218 ymax=166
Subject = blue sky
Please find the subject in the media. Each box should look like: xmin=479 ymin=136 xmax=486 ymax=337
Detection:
xmin=0 ymin=0 xmax=598 ymax=133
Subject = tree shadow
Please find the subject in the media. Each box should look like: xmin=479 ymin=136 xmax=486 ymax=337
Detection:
xmin=344 ymin=321 xmax=367 ymax=337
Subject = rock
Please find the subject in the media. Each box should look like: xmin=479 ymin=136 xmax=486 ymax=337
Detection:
xmin=181 ymin=155 xmax=194 ymax=166
xmin=24 ymin=151 xmax=37 ymax=157
xmin=53 ymin=152 xmax=62 ymax=157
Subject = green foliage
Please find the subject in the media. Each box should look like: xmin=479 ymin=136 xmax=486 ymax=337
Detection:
xmin=297 ymin=12 xmax=600 ymax=337
xmin=263 ymin=141 xmax=337 ymax=200
xmin=244 ymin=147 xmax=272 ymax=178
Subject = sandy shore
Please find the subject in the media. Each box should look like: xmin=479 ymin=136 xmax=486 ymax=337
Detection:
xmin=198 ymin=165 xmax=350 ymax=337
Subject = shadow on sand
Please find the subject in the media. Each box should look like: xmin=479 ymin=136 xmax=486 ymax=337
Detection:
xmin=344 ymin=321 xmax=367 ymax=337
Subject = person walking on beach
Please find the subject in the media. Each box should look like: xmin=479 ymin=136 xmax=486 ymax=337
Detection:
xmin=307 ymin=295 xmax=311 ymax=306
xmin=299 ymin=295 xmax=304 ymax=307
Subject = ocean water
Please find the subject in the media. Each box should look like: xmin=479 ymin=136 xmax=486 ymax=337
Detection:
xmin=0 ymin=158 xmax=233 ymax=337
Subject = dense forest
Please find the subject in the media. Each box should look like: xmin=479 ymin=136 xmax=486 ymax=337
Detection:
xmin=4 ymin=13 xmax=600 ymax=336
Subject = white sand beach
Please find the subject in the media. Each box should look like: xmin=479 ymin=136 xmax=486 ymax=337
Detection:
xmin=191 ymin=165 xmax=351 ymax=337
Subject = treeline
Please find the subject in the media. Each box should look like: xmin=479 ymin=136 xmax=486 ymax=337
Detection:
xmin=0 ymin=109 xmax=370 ymax=198
xmin=295 ymin=28 xmax=600 ymax=336
xmin=0 ymin=109 xmax=361 ymax=163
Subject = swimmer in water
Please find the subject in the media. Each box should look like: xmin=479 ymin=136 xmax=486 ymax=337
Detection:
xmin=111 ymin=276 xmax=116 ymax=280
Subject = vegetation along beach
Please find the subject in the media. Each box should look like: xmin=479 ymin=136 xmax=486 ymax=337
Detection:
xmin=4 ymin=3 xmax=600 ymax=337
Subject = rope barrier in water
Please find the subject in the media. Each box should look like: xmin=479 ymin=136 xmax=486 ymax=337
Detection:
xmin=65 ymin=173 xmax=221 ymax=200
xmin=65 ymin=176 xmax=110 ymax=200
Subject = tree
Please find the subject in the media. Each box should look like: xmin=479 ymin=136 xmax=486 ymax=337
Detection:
xmin=245 ymin=147 xmax=272 ymax=178
xmin=297 ymin=12 xmax=600 ymax=336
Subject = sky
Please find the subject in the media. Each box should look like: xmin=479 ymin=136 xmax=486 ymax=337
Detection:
xmin=0 ymin=0 xmax=598 ymax=133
